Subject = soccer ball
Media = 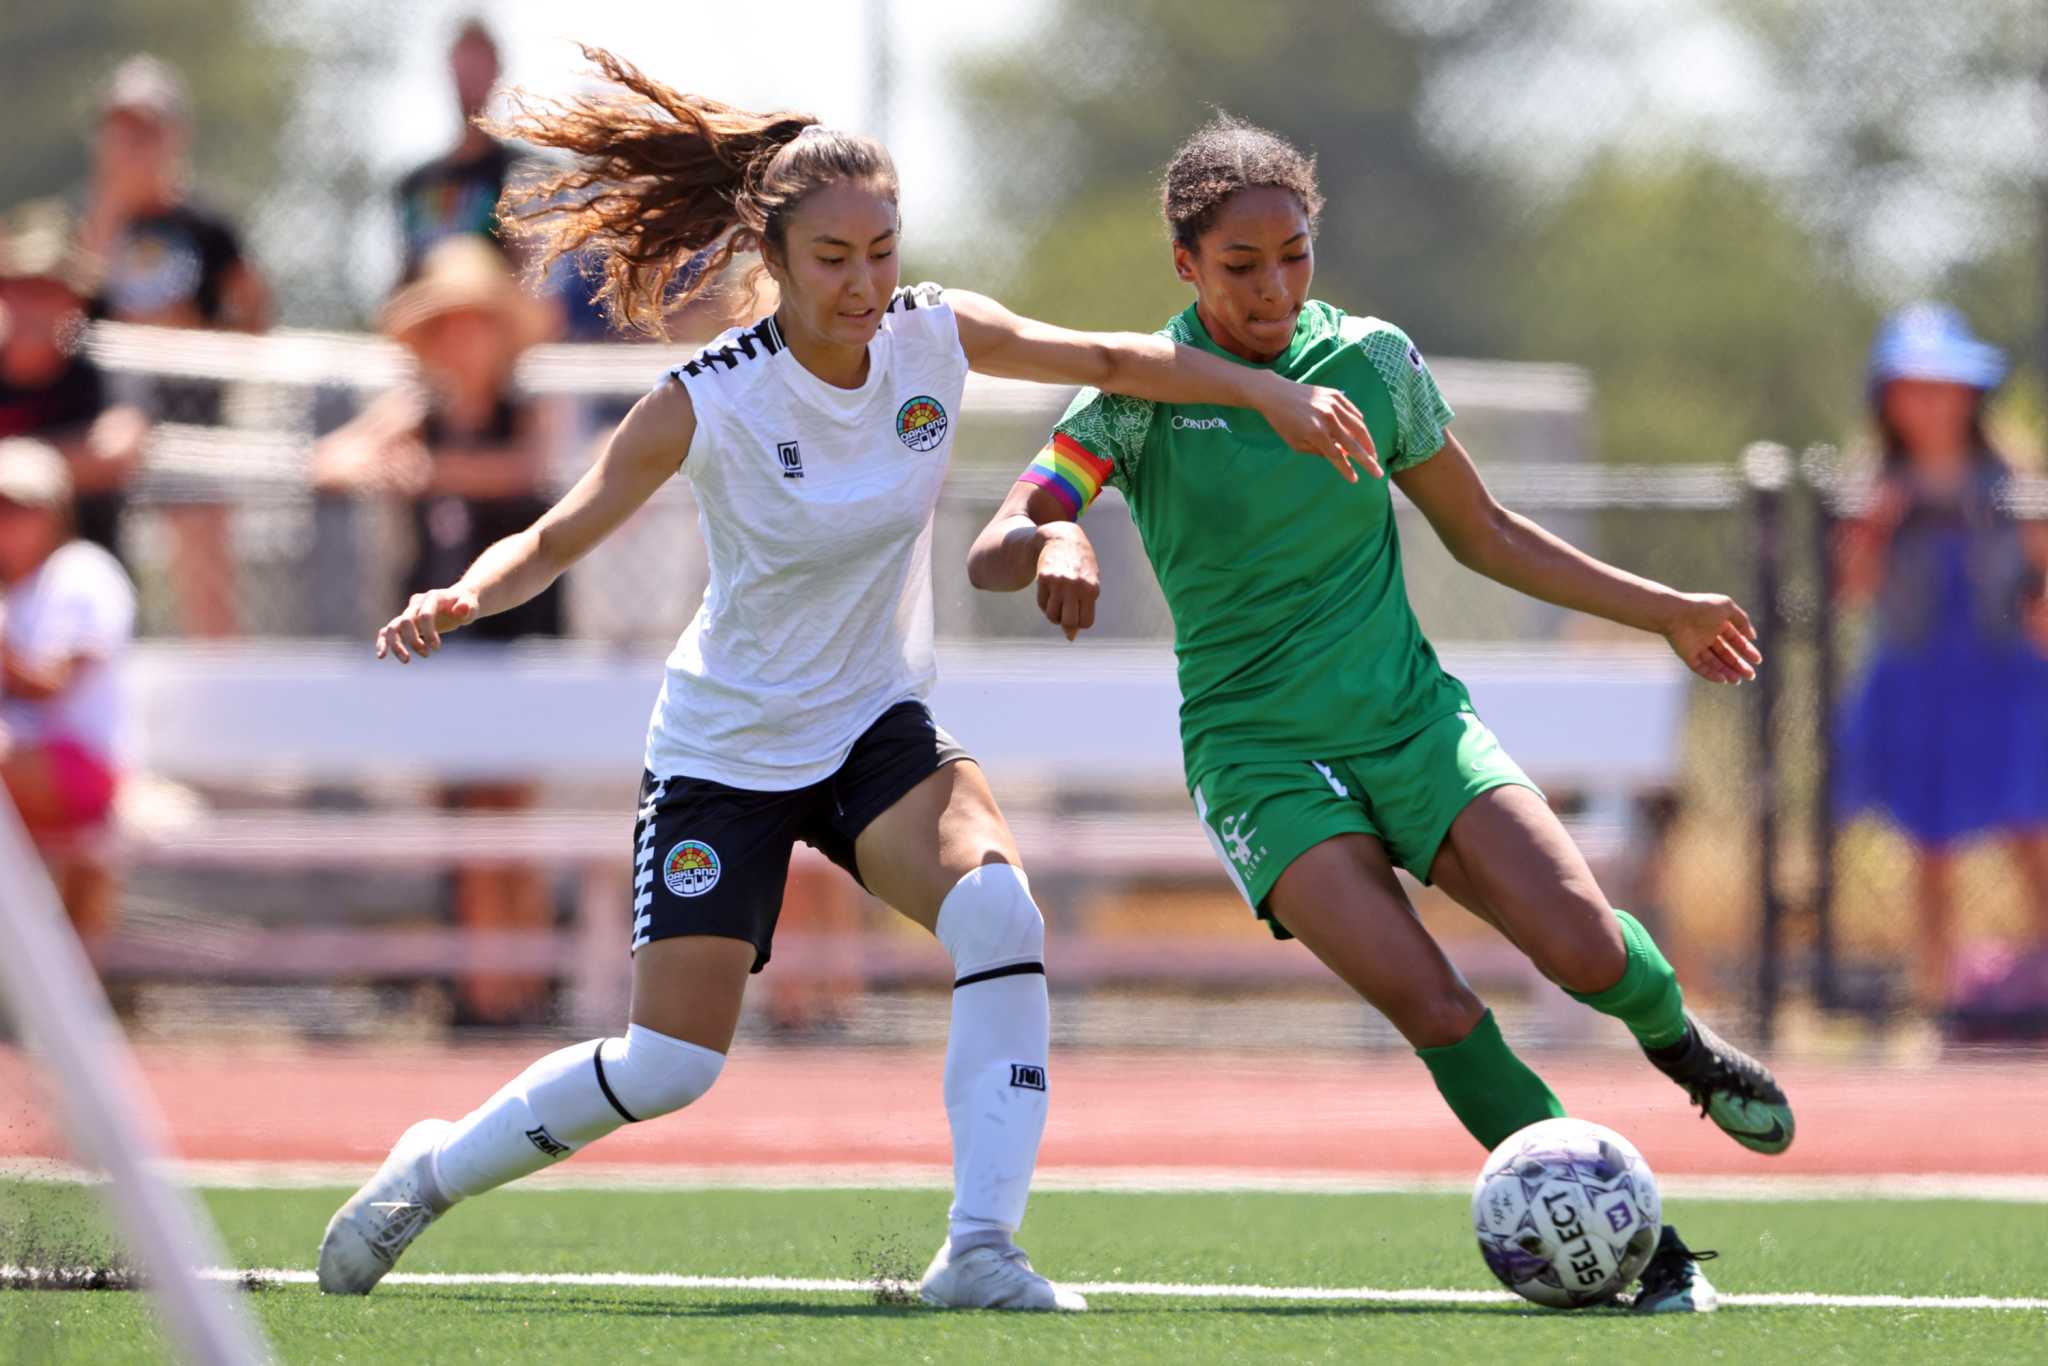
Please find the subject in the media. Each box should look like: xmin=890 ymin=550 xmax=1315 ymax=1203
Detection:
xmin=1471 ymin=1117 xmax=1662 ymax=1309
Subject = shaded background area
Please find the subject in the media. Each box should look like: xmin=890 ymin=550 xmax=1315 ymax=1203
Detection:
xmin=1 ymin=1 xmax=2044 ymax=1096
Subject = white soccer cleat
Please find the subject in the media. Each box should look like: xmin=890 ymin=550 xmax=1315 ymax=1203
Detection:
xmin=317 ymin=1118 xmax=451 ymax=1295
xmin=1630 ymin=1225 xmax=1721 ymax=1314
xmin=918 ymin=1241 xmax=1088 ymax=1312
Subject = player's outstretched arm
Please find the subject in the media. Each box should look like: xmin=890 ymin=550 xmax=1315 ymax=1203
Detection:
xmin=967 ymin=482 xmax=1100 ymax=641
xmin=946 ymin=289 xmax=1378 ymax=481
xmin=1395 ymin=430 xmax=1763 ymax=686
xmin=375 ymin=379 xmax=695 ymax=663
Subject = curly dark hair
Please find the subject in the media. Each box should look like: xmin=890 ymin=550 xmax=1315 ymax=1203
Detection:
xmin=489 ymin=46 xmax=897 ymax=335
xmin=1161 ymin=112 xmax=1324 ymax=250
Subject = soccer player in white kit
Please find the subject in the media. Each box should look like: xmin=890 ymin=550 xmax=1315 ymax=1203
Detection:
xmin=317 ymin=48 xmax=1375 ymax=1311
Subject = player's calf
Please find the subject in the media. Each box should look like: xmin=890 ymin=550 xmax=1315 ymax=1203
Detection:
xmin=318 ymin=1026 xmax=725 ymax=1294
xmin=935 ymin=863 xmax=1053 ymax=1256
xmin=432 ymin=1025 xmax=725 ymax=1202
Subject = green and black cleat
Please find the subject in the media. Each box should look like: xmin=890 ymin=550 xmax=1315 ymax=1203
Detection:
xmin=1631 ymin=1224 xmax=1720 ymax=1314
xmin=1644 ymin=1012 xmax=1794 ymax=1154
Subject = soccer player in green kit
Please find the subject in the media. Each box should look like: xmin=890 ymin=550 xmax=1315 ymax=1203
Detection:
xmin=969 ymin=115 xmax=1793 ymax=1313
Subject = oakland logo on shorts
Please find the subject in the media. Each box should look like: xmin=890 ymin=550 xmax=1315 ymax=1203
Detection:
xmin=663 ymin=839 xmax=721 ymax=898
xmin=895 ymin=394 xmax=948 ymax=452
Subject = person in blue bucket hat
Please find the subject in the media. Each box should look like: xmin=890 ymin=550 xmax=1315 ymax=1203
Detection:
xmin=1835 ymin=304 xmax=2048 ymax=1014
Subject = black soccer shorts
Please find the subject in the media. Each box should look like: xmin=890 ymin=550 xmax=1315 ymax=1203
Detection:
xmin=629 ymin=700 xmax=971 ymax=971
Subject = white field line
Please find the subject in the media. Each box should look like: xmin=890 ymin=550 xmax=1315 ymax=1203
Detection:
xmin=3 ymin=1265 xmax=2044 ymax=1312
xmin=167 ymin=1269 xmax=2048 ymax=1311
xmin=5 ymin=1158 xmax=2048 ymax=1204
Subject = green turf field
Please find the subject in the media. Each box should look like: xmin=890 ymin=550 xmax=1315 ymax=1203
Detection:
xmin=3 ymin=1182 xmax=2044 ymax=1363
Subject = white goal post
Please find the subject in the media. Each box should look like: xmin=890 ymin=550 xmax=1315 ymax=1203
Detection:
xmin=0 ymin=795 xmax=267 ymax=1365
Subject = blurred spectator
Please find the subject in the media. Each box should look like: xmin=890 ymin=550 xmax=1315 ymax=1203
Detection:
xmin=0 ymin=438 xmax=137 ymax=953
xmin=313 ymin=236 xmax=560 ymax=1025
xmin=396 ymin=18 xmax=519 ymax=279
xmin=0 ymin=200 xmax=146 ymax=561
xmin=80 ymin=55 xmax=270 ymax=638
xmin=1835 ymin=304 xmax=2048 ymax=1012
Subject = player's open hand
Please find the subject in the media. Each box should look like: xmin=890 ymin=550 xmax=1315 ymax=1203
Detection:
xmin=1257 ymin=378 xmax=1380 ymax=483
xmin=1663 ymin=592 xmax=1762 ymax=685
xmin=1035 ymin=522 xmax=1100 ymax=641
xmin=376 ymin=586 xmax=480 ymax=663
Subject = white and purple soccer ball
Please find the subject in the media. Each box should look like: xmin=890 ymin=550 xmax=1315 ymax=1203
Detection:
xmin=1471 ymin=1117 xmax=1662 ymax=1309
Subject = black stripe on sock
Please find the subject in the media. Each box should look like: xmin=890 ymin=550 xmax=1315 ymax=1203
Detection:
xmin=592 ymin=1044 xmax=639 ymax=1123
xmin=952 ymin=961 xmax=1046 ymax=990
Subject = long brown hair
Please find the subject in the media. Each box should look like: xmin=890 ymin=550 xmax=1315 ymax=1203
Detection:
xmin=491 ymin=46 xmax=898 ymax=335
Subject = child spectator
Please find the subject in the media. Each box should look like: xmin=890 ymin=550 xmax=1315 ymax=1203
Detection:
xmin=0 ymin=438 xmax=137 ymax=951
xmin=1835 ymin=304 xmax=2048 ymax=1011
xmin=313 ymin=236 xmax=560 ymax=1025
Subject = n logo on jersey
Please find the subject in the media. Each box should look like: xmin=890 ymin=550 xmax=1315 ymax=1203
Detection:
xmin=777 ymin=440 xmax=804 ymax=479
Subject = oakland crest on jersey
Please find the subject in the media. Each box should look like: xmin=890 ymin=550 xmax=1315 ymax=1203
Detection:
xmin=896 ymin=394 xmax=949 ymax=452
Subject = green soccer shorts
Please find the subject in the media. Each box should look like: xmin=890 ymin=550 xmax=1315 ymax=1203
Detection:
xmin=1187 ymin=709 xmax=1543 ymax=938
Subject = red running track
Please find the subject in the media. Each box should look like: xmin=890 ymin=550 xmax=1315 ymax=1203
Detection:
xmin=2 ymin=1045 xmax=2040 ymax=1177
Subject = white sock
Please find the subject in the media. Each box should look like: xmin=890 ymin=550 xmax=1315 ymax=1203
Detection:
xmin=935 ymin=863 xmax=1051 ymax=1255
xmin=429 ymin=1024 xmax=724 ymax=1205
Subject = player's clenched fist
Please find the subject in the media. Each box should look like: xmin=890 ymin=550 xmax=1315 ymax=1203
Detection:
xmin=1034 ymin=522 xmax=1099 ymax=641
xmin=376 ymin=586 xmax=480 ymax=663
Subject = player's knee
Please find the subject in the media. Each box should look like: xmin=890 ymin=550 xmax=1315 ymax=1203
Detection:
xmin=935 ymin=861 xmax=1045 ymax=981
xmin=1398 ymin=989 xmax=1488 ymax=1052
xmin=1541 ymin=919 xmax=1630 ymax=997
xmin=598 ymin=1024 xmax=726 ymax=1122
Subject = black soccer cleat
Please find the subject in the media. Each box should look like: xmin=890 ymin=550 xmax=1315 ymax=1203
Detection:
xmin=1644 ymin=1012 xmax=1795 ymax=1155
xmin=1631 ymin=1224 xmax=1720 ymax=1314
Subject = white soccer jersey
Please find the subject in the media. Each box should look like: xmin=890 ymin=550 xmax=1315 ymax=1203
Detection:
xmin=0 ymin=538 xmax=136 ymax=762
xmin=644 ymin=282 xmax=969 ymax=789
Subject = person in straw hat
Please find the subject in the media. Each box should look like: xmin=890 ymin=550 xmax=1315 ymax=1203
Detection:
xmin=0 ymin=436 xmax=137 ymax=951
xmin=316 ymin=234 xmax=560 ymax=639
xmin=314 ymin=234 xmax=562 ymax=1026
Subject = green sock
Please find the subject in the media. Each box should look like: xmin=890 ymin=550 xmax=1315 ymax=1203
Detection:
xmin=1416 ymin=1008 xmax=1566 ymax=1150
xmin=1567 ymin=908 xmax=1688 ymax=1050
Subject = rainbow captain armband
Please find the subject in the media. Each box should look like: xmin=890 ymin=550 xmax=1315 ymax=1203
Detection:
xmin=1020 ymin=432 xmax=1114 ymax=518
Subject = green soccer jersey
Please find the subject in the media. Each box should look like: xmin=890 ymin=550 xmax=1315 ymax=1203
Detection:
xmin=1020 ymin=299 xmax=1471 ymax=780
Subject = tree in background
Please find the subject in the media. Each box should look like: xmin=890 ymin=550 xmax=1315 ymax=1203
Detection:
xmin=1414 ymin=0 xmax=2043 ymax=454
xmin=2 ymin=1 xmax=300 ymax=225
xmin=943 ymin=0 xmax=1514 ymax=357
xmin=948 ymin=0 xmax=2042 ymax=464
xmin=1 ymin=0 xmax=399 ymax=327
xmin=1503 ymin=158 xmax=1876 ymax=463
xmin=1727 ymin=0 xmax=2045 ymax=447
